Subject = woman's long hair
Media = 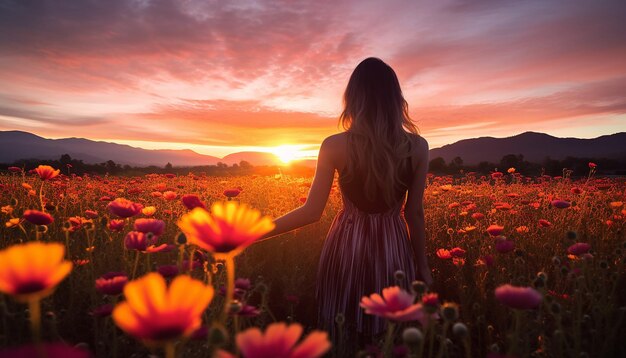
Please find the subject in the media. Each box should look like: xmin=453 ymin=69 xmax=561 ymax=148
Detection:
xmin=339 ymin=57 xmax=419 ymax=208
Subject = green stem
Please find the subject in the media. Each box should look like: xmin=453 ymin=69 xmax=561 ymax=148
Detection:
xmin=221 ymin=255 xmax=235 ymax=324
xmin=39 ymin=181 xmax=45 ymax=212
xmin=165 ymin=341 xmax=176 ymax=358
xmin=29 ymin=299 xmax=41 ymax=344
xmin=383 ymin=321 xmax=396 ymax=358
xmin=131 ymin=251 xmax=141 ymax=280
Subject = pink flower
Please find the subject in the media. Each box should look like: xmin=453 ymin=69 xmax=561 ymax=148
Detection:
xmin=124 ymin=231 xmax=155 ymax=251
xmin=538 ymin=219 xmax=552 ymax=227
xmin=108 ymin=219 xmax=125 ymax=232
xmin=588 ymin=162 xmax=597 ymax=169
xmin=95 ymin=273 xmax=128 ymax=295
xmin=235 ymin=304 xmax=261 ymax=317
xmin=495 ymin=284 xmax=542 ymax=309
xmin=181 ymin=194 xmax=206 ymax=210
xmin=471 ymin=212 xmax=485 ymax=220
xmin=0 ymin=343 xmax=90 ymax=358
xmin=85 ymin=210 xmax=98 ymax=219
xmin=360 ymin=286 xmax=433 ymax=325
xmin=8 ymin=166 xmax=22 ymax=173
xmin=107 ymin=198 xmax=143 ymax=218
xmin=450 ymin=247 xmax=466 ymax=258
xmin=133 ymin=218 xmax=165 ymax=236
xmin=486 ymin=224 xmax=504 ymax=236
xmin=421 ymin=293 xmax=439 ymax=307
xmin=23 ymin=209 xmax=54 ymax=225
xmin=551 ymin=200 xmax=571 ymax=209
xmin=157 ymin=265 xmax=180 ymax=278
xmin=219 ymin=322 xmax=331 ymax=358
xmin=567 ymin=243 xmax=591 ymax=256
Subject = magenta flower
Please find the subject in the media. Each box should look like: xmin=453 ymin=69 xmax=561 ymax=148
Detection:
xmin=108 ymin=219 xmax=125 ymax=232
xmin=124 ymin=231 xmax=154 ymax=251
xmin=567 ymin=242 xmax=591 ymax=256
xmin=360 ymin=286 xmax=434 ymax=325
xmin=495 ymin=237 xmax=515 ymax=253
xmin=23 ymin=209 xmax=54 ymax=225
xmin=95 ymin=273 xmax=128 ymax=295
xmin=181 ymin=194 xmax=206 ymax=210
xmin=450 ymin=247 xmax=466 ymax=258
xmin=107 ymin=198 xmax=143 ymax=218
xmin=133 ymin=218 xmax=165 ymax=236
xmin=235 ymin=304 xmax=261 ymax=317
xmin=0 ymin=343 xmax=91 ymax=358
xmin=495 ymin=284 xmax=542 ymax=309
xmin=551 ymin=200 xmax=571 ymax=209
xmin=157 ymin=264 xmax=180 ymax=278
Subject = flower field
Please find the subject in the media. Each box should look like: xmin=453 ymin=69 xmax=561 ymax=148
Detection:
xmin=0 ymin=166 xmax=625 ymax=358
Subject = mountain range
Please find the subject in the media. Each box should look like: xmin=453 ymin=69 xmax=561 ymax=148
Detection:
xmin=1 ymin=130 xmax=624 ymax=167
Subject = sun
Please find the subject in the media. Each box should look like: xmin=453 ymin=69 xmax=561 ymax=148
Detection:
xmin=272 ymin=145 xmax=301 ymax=164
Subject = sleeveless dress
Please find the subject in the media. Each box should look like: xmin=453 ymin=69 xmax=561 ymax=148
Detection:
xmin=315 ymin=148 xmax=418 ymax=348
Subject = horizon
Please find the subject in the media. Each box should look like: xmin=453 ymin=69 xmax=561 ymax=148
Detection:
xmin=3 ymin=129 xmax=624 ymax=165
xmin=1 ymin=0 xmax=625 ymax=160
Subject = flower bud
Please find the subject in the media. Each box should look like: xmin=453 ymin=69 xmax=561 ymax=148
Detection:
xmin=442 ymin=302 xmax=459 ymax=321
xmin=411 ymin=280 xmax=427 ymax=296
xmin=176 ymin=232 xmax=187 ymax=245
xmin=208 ymin=323 xmax=229 ymax=346
xmin=452 ymin=322 xmax=468 ymax=338
xmin=402 ymin=327 xmax=423 ymax=347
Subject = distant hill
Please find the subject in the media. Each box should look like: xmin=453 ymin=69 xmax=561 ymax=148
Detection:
xmin=0 ymin=131 xmax=230 ymax=166
xmin=2 ymin=130 xmax=624 ymax=168
xmin=429 ymin=131 xmax=626 ymax=165
xmin=221 ymin=151 xmax=280 ymax=166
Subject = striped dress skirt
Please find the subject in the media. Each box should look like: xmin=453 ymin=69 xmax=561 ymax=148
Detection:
xmin=315 ymin=193 xmax=417 ymax=346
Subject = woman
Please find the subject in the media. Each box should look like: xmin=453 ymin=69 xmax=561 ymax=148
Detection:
xmin=258 ymin=57 xmax=432 ymax=352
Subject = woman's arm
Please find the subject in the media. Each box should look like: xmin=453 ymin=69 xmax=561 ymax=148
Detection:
xmin=404 ymin=136 xmax=433 ymax=286
xmin=255 ymin=136 xmax=336 ymax=243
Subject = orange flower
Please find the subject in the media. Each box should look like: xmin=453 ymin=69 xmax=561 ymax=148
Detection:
xmin=112 ymin=273 xmax=213 ymax=345
xmin=0 ymin=242 xmax=72 ymax=302
xmin=177 ymin=201 xmax=275 ymax=258
xmin=516 ymin=226 xmax=529 ymax=233
xmin=609 ymin=201 xmax=623 ymax=209
xmin=34 ymin=165 xmax=60 ymax=181
xmin=486 ymin=224 xmax=504 ymax=236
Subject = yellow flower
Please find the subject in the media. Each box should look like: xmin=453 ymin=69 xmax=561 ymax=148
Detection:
xmin=142 ymin=206 xmax=157 ymax=216
xmin=609 ymin=201 xmax=623 ymax=209
xmin=22 ymin=183 xmax=32 ymax=190
xmin=5 ymin=218 xmax=20 ymax=228
xmin=0 ymin=242 xmax=72 ymax=302
xmin=507 ymin=167 xmax=516 ymax=174
xmin=112 ymin=273 xmax=213 ymax=345
xmin=516 ymin=226 xmax=529 ymax=233
xmin=177 ymin=201 xmax=275 ymax=258
xmin=1 ymin=205 xmax=13 ymax=215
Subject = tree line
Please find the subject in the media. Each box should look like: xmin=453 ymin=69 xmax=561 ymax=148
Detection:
xmin=1 ymin=153 xmax=624 ymax=177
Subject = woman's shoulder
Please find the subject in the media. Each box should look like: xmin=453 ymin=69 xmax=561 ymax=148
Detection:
xmin=407 ymin=133 xmax=429 ymax=155
xmin=321 ymin=132 xmax=348 ymax=153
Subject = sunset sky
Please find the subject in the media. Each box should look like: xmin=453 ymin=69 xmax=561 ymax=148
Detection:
xmin=0 ymin=0 xmax=625 ymax=159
